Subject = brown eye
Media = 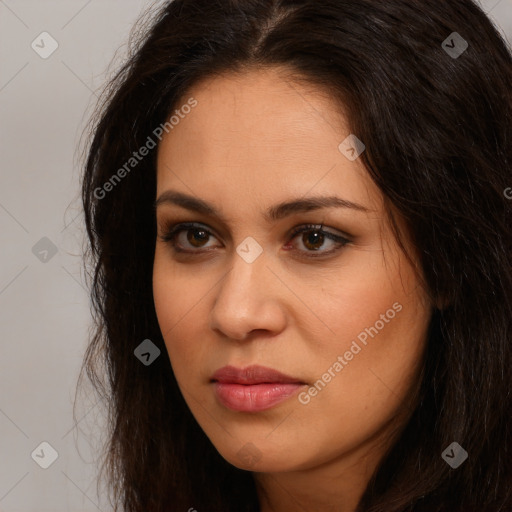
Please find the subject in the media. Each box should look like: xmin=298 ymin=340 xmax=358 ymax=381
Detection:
xmin=185 ymin=228 xmax=210 ymax=248
xmin=158 ymin=222 xmax=220 ymax=252
xmin=288 ymin=224 xmax=350 ymax=258
xmin=301 ymin=230 xmax=326 ymax=251
xmin=159 ymin=222 xmax=350 ymax=259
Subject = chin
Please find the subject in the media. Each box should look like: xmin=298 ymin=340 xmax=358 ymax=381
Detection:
xmin=212 ymin=438 xmax=306 ymax=473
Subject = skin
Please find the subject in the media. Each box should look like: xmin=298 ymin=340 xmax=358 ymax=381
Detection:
xmin=152 ymin=66 xmax=433 ymax=512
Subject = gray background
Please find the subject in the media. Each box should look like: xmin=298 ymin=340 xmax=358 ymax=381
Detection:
xmin=0 ymin=1 xmax=511 ymax=510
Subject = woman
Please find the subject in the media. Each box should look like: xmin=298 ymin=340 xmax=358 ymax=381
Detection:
xmin=79 ymin=0 xmax=512 ymax=510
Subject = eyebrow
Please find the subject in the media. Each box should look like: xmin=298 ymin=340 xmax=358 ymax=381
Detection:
xmin=153 ymin=190 xmax=371 ymax=223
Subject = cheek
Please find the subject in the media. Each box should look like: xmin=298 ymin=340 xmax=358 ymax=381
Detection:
xmin=310 ymin=242 xmax=425 ymax=354
xmin=153 ymin=247 xmax=202 ymax=331
xmin=153 ymin=256 xmax=187 ymax=349
xmin=301 ymin=249 xmax=430 ymax=424
xmin=152 ymin=253 xmax=212 ymax=379
xmin=293 ymin=302 xmax=429 ymax=464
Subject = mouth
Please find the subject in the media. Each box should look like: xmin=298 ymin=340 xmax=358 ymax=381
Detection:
xmin=210 ymin=365 xmax=307 ymax=412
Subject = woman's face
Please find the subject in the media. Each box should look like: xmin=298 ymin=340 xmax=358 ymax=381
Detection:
xmin=153 ymin=67 xmax=432 ymax=478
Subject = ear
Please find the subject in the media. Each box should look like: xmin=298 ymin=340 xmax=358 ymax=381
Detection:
xmin=433 ymin=291 xmax=452 ymax=311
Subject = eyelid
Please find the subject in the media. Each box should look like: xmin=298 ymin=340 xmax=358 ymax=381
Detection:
xmin=288 ymin=223 xmax=352 ymax=242
xmin=158 ymin=221 xmax=222 ymax=244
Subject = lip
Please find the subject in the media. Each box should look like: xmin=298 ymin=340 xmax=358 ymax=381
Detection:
xmin=211 ymin=365 xmax=304 ymax=385
xmin=211 ymin=365 xmax=306 ymax=412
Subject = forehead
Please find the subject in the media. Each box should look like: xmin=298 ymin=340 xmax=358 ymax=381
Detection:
xmin=155 ymin=67 xmax=380 ymax=213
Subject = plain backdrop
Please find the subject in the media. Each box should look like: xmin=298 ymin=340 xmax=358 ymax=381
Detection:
xmin=0 ymin=1 xmax=511 ymax=510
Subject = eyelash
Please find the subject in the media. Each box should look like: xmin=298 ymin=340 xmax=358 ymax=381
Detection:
xmin=158 ymin=221 xmax=351 ymax=259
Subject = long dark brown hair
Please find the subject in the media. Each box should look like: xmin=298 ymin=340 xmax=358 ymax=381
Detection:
xmin=79 ymin=1 xmax=512 ymax=510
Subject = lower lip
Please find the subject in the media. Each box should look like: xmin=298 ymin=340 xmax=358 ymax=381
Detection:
xmin=213 ymin=382 xmax=303 ymax=412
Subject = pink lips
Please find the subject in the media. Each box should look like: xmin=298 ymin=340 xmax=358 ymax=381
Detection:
xmin=211 ymin=365 xmax=305 ymax=412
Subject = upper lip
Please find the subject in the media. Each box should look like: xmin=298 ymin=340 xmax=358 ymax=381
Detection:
xmin=211 ymin=365 xmax=305 ymax=385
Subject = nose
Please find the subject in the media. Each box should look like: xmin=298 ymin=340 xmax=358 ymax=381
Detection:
xmin=209 ymin=250 xmax=287 ymax=341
